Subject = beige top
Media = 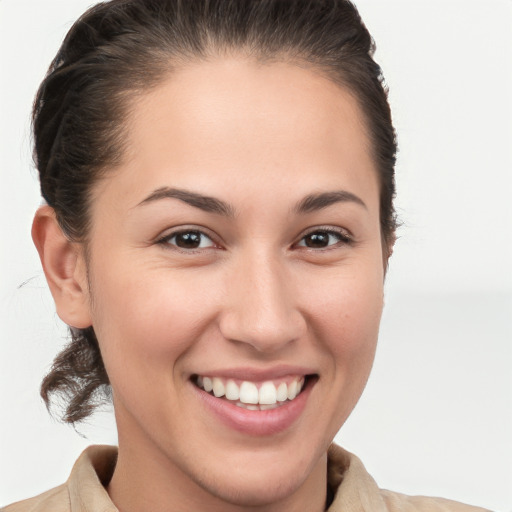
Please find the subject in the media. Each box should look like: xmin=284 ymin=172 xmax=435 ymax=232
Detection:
xmin=2 ymin=444 xmax=490 ymax=512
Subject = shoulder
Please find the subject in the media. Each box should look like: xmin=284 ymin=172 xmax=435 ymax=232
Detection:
xmin=327 ymin=444 xmax=491 ymax=512
xmin=380 ymin=489 xmax=491 ymax=512
xmin=1 ymin=445 xmax=118 ymax=512
xmin=1 ymin=484 xmax=69 ymax=512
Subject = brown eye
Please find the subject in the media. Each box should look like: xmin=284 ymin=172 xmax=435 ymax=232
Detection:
xmin=163 ymin=230 xmax=215 ymax=250
xmin=297 ymin=230 xmax=350 ymax=249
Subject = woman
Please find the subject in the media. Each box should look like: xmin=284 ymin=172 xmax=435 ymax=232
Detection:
xmin=1 ymin=1 xmax=497 ymax=511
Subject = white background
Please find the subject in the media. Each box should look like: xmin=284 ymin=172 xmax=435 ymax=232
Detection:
xmin=1 ymin=0 xmax=511 ymax=510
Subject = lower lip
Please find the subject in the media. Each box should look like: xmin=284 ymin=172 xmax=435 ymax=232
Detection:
xmin=192 ymin=378 xmax=314 ymax=436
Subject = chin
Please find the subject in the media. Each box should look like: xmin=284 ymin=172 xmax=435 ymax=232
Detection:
xmin=177 ymin=441 xmax=327 ymax=509
xmin=193 ymin=463 xmax=310 ymax=508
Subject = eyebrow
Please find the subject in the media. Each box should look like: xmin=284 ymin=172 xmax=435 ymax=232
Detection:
xmin=138 ymin=187 xmax=235 ymax=217
xmin=138 ymin=186 xmax=366 ymax=217
xmin=294 ymin=190 xmax=367 ymax=214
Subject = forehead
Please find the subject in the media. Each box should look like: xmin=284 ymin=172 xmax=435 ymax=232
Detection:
xmin=93 ymin=57 xmax=378 ymax=211
xmin=130 ymin=58 xmax=369 ymax=156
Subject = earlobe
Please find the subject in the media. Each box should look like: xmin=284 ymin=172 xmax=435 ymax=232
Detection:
xmin=32 ymin=206 xmax=92 ymax=329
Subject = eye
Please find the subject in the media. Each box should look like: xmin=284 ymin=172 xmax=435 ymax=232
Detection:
xmin=159 ymin=230 xmax=216 ymax=250
xmin=296 ymin=229 xmax=352 ymax=249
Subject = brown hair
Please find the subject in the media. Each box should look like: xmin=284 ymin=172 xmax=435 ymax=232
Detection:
xmin=35 ymin=0 xmax=397 ymax=423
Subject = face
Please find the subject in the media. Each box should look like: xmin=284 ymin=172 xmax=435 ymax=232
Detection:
xmin=80 ymin=58 xmax=385 ymax=508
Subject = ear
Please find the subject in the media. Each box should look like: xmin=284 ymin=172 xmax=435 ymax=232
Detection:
xmin=32 ymin=206 xmax=92 ymax=329
xmin=381 ymin=232 xmax=397 ymax=281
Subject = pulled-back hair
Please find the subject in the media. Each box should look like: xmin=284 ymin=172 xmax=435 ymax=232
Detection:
xmin=35 ymin=0 xmax=397 ymax=423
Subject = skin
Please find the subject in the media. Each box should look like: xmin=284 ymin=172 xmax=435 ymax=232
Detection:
xmin=33 ymin=57 xmax=388 ymax=512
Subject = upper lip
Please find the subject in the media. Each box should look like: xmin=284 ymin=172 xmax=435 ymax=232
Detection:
xmin=191 ymin=365 xmax=316 ymax=382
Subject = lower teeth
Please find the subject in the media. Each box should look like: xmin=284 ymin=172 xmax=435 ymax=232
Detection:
xmin=234 ymin=401 xmax=282 ymax=411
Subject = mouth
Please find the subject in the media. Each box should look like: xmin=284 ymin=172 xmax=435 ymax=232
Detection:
xmin=192 ymin=374 xmax=313 ymax=411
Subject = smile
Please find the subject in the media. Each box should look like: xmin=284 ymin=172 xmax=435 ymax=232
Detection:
xmin=194 ymin=375 xmax=306 ymax=411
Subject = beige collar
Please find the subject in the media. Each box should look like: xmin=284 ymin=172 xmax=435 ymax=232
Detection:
xmin=65 ymin=443 xmax=386 ymax=512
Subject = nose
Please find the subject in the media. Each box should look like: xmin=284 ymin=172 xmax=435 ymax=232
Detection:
xmin=218 ymin=249 xmax=306 ymax=353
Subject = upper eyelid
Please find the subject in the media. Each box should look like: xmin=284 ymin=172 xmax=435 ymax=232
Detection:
xmin=156 ymin=225 xmax=216 ymax=239
xmin=297 ymin=225 xmax=353 ymax=239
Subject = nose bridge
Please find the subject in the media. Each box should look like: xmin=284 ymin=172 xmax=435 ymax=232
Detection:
xmin=220 ymin=246 xmax=304 ymax=352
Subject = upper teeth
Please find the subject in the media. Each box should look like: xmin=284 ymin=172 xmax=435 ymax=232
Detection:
xmin=197 ymin=376 xmax=305 ymax=405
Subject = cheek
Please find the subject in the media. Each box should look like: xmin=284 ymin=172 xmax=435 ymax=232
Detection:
xmin=302 ymin=257 xmax=384 ymax=394
xmin=88 ymin=262 xmax=221 ymax=384
xmin=322 ymin=290 xmax=381 ymax=378
xmin=307 ymin=263 xmax=383 ymax=344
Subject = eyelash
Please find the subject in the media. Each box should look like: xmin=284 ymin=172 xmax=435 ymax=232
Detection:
xmin=156 ymin=226 xmax=353 ymax=252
